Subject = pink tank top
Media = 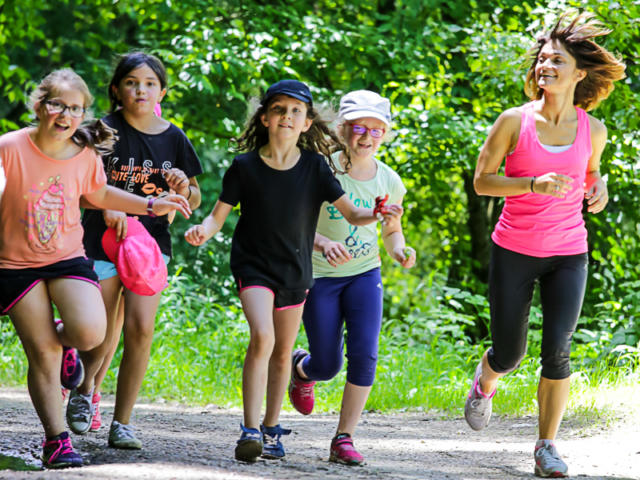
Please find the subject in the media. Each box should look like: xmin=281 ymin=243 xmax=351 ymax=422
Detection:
xmin=491 ymin=102 xmax=591 ymax=257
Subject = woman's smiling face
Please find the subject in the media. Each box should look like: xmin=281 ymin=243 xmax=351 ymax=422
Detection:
xmin=535 ymin=40 xmax=586 ymax=93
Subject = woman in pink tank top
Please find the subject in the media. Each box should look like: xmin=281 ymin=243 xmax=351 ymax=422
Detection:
xmin=463 ymin=12 xmax=625 ymax=478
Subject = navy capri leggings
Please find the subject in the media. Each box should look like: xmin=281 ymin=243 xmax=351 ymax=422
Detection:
xmin=301 ymin=267 xmax=383 ymax=387
xmin=487 ymin=242 xmax=588 ymax=380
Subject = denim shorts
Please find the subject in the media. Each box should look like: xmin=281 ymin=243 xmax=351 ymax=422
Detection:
xmin=93 ymin=254 xmax=170 ymax=281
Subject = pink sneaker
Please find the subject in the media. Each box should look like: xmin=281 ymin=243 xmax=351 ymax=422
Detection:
xmin=60 ymin=347 xmax=85 ymax=390
xmin=90 ymin=392 xmax=102 ymax=432
xmin=288 ymin=349 xmax=315 ymax=415
xmin=329 ymin=433 xmax=364 ymax=465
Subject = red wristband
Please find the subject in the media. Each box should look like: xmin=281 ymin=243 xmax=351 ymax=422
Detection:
xmin=147 ymin=197 xmax=157 ymax=217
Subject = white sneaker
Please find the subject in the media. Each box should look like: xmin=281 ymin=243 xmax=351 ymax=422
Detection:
xmin=534 ymin=440 xmax=568 ymax=477
xmin=464 ymin=362 xmax=495 ymax=431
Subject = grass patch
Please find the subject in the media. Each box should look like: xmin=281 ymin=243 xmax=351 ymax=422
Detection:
xmin=1 ymin=275 xmax=639 ymax=426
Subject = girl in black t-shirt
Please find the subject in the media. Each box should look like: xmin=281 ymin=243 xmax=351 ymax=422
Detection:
xmin=74 ymin=53 xmax=203 ymax=449
xmin=185 ymin=79 xmax=402 ymax=462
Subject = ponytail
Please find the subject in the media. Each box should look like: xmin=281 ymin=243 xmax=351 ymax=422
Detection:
xmin=72 ymin=119 xmax=117 ymax=156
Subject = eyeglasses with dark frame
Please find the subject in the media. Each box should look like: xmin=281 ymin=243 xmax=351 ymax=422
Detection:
xmin=349 ymin=123 xmax=385 ymax=138
xmin=44 ymin=100 xmax=86 ymax=118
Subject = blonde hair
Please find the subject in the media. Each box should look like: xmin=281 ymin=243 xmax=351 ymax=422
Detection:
xmin=30 ymin=69 xmax=115 ymax=155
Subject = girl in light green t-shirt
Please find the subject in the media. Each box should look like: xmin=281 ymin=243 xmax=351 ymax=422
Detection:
xmin=288 ymin=90 xmax=416 ymax=465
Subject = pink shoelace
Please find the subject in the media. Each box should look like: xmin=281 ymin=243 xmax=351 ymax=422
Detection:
xmin=43 ymin=436 xmax=73 ymax=463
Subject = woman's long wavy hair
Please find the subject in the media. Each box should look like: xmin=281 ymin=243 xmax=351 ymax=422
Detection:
xmin=524 ymin=11 xmax=626 ymax=111
xmin=232 ymin=94 xmax=351 ymax=174
xmin=30 ymin=69 xmax=116 ymax=156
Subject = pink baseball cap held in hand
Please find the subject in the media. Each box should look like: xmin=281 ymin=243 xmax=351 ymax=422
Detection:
xmin=101 ymin=217 xmax=168 ymax=296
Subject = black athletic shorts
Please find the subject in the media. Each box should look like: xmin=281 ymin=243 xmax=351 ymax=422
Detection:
xmin=0 ymin=257 xmax=99 ymax=314
xmin=235 ymin=276 xmax=308 ymax=310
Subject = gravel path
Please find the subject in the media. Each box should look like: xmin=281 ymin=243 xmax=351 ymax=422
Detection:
xmin=0 ymin=388 xmax=638 ymax=479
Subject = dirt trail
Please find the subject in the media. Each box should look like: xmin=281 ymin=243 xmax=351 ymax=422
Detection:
xmin=0 ymin=388 xmax=638 ymax=479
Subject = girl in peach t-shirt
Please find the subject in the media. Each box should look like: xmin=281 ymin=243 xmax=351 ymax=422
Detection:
xmin=0 ymin=69 xmax=190 ymax=469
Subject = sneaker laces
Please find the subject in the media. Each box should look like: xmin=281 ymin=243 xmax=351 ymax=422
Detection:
xmin=535 ymin=442 xmax=565 ymax=469
xmin=297 ymin=380 xmax=314 ymax=399
xmin=68 ymin=393 xmax=92 ymax=421
xmin=43 ymin=436 xmax=74 ymax=462
xmin=112 ymin=422 xmax=138 ymax=440
xmin=238 ymin=424 xmax=262 ymax=443
xmin=262 ymin=425 xmax=291 ymax=447
xmin=91 ymin=393 xmax=101 ymax=415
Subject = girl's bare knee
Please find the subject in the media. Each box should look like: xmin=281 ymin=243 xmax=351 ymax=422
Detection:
xmin=248 ymin=330 xmax=274 ymax=358
xmin=125 ymin=320 xmax=155 ymax=346
xmin=27 ymin=345 xmax=60 ymax=374
xmin=269 ymin=346 xmax=292 ymax=368
xmin=75 ymin=330 xmax=105 ymax=351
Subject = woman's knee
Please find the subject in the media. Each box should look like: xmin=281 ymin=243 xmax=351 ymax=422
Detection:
xmin=540 ymin=347 xmax=571 ymax=379
xmin=487 ymin=346 xmax=525 ymax=374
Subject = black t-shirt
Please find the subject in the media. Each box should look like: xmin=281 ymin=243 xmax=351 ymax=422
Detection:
xmin=83 ymin=111 xmax=203 ymax=259
xmin=221 ymin=150 xmax=344 ymax=290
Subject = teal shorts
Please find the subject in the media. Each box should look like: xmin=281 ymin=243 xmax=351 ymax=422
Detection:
xmin=93 ymin=254 xmax=170 ymax=281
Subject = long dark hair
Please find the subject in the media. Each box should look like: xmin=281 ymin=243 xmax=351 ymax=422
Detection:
xmin=232 ymin=95 xmax=350 ymax=174
xmin=30 ymin=69 xmax=116 ymax=156
xmin=524 ymin=11 xmax=626 ymax=111
xmin=108 ymin=52 xmax=167 ymax=112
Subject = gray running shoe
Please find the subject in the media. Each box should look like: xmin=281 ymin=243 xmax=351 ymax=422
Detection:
xmin=534 ymin=440 xmax=568 ymax=478
xmin=66 ymin=389 xmax=93 ymax=434
xmin=109 ymin=421 xmax=142 ymax=449
xmin=464 ymin=362 xmax=495 ymax=431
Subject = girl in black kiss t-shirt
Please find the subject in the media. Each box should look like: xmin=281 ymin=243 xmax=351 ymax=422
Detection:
xmin=185 ymin=79 xmax=402 ymax=462
xmin=76 ymin=53 xmax=203 ymax=449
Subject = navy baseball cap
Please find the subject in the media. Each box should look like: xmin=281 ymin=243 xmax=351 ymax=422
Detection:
xmin=262 ymin=79 xmax=313 ymax=105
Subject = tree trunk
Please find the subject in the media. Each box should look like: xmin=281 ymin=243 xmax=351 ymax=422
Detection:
xmin=464 ymin=171 xmax=490 ymax=282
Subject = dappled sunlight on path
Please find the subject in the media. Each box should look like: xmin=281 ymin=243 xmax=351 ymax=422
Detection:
xmin=0 ymin=388 xmax=638 ymax=479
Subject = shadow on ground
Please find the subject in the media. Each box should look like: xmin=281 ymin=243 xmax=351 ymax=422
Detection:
xmin=0 ymin=388 xmax=638 ymax=480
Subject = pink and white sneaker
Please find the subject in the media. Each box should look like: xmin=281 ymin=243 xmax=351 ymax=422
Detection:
xmin=90 ymin=392 xmax=102 ymax=432
xmin=60 ymin=347 xmax=84 ymax=390
xmin=329 ymin=433 xmax=364 ymax=465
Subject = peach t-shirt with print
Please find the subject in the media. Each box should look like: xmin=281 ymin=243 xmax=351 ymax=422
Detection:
xmin=0 ymin=128 xmax=107 ymax=269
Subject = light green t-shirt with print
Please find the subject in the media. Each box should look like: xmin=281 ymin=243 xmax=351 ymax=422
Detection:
xmin=312 ymin=152 xmax=407 ymax=278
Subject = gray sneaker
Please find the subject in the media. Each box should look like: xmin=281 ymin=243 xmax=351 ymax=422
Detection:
xmin=534 ymin=440 xmax=568 ymax=477
xmin=66 ymin=389 xmax=93 ymax=434
xmin=109 ymin=421 xmax=142 ymax=449
xmin=464 ymin=362 xmax=495 ymax=431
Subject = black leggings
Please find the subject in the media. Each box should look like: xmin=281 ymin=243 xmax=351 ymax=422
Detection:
xmin=487 ymin=242 xmax=588 ymax=380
